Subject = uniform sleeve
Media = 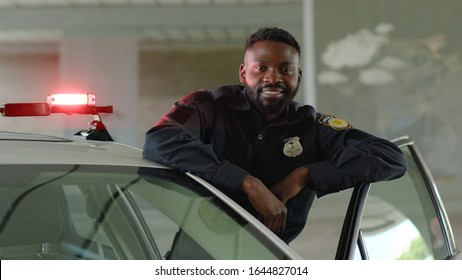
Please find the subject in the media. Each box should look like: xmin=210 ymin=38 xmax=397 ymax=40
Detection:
xmin=305 ymin=115 xmax=407 ymax=198
xmin=142 ymin=91 xmax=248 ymax=195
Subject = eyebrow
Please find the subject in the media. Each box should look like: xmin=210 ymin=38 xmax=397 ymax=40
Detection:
xmin=253 ymin=58 xmax=295 ymax=64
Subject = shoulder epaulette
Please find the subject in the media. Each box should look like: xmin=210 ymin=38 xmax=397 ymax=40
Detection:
xmin=180 ymin=90 xmax=213 ymax=105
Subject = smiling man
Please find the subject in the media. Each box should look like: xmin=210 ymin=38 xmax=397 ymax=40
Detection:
xmin=241 ymin=39 xmax=301 ymax=121
xmin=143 ymin=27 xmax=407 ymax=243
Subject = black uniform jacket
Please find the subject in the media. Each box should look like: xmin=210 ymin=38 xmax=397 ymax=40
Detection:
xmin=143 ymin=85 xmax=407 ymax=243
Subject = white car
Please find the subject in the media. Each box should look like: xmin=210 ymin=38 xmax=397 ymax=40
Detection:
xmin=1 ymin=94 xmax=460 ymax=260
xmin=0 ymin=93 xmax=300 ymax=260
xmin=0 ymin=130 xmax=304 ymax=260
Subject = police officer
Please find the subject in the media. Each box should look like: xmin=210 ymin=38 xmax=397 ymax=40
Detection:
xmin=143 ymin=27 xmax=407 ymax=243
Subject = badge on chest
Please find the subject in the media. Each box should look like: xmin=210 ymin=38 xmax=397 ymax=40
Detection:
xmin=283 ymin=136 xmax=303 ymax=157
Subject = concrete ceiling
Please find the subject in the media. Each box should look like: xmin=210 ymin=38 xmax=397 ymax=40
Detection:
xmin=0 ymin=0 xmax=303 ymax=51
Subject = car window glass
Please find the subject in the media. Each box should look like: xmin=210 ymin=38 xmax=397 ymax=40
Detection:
xmin=354 ymin=146 xmax=447 ymax=260
xmin=130 ymin=168 xmax=289 ymax=260
xmin=128 ymin=192 xmax=178 ymax=258
xmin=291 ymin=188 xmax=353 ymax=259
xmin=63 ymin=185 xmax=117 ymax=259
xmin=0 ymin=165 xmax=292 ymax=260
xmin=0 ymin=166 xmax=126 ymax=260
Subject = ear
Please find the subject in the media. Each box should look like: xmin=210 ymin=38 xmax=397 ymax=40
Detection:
xmin=239 ymin=63 xmax=246 ymax=83
xmin=297 ymin=68 xmax=303 ymax=87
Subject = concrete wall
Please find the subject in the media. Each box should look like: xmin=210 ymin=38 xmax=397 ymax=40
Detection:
xmin=0 ymin=53 xmax=60 ymax=135
xmin=313 ymin=0 xmax=462 ymax=250
xmin=0 ymin=48 xmax=244 ymax=147
xmin=139 ymin=48 xmax=243 ymax=146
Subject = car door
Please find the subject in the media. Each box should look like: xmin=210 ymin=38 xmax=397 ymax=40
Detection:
xmin=336 ymin=136 xmax=461 ymax=260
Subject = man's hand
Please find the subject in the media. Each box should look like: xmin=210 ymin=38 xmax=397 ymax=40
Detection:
xmin=240 ymin=175 xmax=287 ymax=232
xmin=271 ymin=167 xmax=311 ymax=204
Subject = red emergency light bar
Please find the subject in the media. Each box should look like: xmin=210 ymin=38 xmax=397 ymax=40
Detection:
xmin=0 ymin=93 xmax=113 ymax=117
xmin=47 ymin=93 xmax=96 ymax=106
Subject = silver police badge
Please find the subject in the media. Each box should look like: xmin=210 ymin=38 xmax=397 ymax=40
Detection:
xmin=283 ymin=137 xmax=303 ymax=157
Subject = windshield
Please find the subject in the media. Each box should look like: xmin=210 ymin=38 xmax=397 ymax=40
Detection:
xmin=0 ymin=164 xmax=290 ymax=260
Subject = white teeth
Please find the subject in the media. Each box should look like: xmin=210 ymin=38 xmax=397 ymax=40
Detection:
xmin=262 ymin=91 xmax=281 ymax=95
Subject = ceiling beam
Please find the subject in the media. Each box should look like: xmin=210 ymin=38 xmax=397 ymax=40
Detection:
xmin=0 ymin=4 xmax=302 ymax=32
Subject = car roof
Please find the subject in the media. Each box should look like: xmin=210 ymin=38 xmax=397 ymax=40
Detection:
xmin=0 ymin=131 xmax=164 ymax=168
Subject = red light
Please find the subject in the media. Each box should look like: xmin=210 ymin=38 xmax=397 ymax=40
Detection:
xmin=2 ymin=92 xmax=112 ymax=117
xmin=47 ymin=93 xmax=96 ymax=106
xmin=1 ymin=103 xmax=50 ymax=116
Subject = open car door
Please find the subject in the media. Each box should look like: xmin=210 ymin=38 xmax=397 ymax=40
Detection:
xmin=336 ymin=136 xmax=461 ymax=260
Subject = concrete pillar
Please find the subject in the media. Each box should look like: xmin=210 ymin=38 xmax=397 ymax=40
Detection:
xmin=58 ymin=35 xmax=139 ymax=147
xmin=303 ymin=0 xmax=317 ymax=108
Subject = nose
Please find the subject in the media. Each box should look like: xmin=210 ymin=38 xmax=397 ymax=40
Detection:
xmin=263 ymin=68 xmax=282 ymax=84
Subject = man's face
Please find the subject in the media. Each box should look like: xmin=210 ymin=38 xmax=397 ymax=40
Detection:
xmin=239 ymin=40 xmax=302 ymax=122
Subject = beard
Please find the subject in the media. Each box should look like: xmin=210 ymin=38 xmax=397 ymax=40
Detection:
xmin=245 ymin=83 xmax=298 ymax=117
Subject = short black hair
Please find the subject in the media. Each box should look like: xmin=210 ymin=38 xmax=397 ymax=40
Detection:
xmin=244 ymin=27 xmax=301 ymax=55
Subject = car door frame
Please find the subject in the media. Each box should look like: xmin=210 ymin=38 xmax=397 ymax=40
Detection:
xmin=335 ymin=136 xmax=461 ymax=260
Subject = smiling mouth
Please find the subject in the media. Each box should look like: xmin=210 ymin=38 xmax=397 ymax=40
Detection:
xmin=261 ymin=88 xmax=284 ymax=98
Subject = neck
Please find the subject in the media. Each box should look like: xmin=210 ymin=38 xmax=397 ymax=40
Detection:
xmin=262 ymin=112 xmax=282 ymax=123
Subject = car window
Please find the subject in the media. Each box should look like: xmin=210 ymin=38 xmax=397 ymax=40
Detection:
xmin=132 ymin=167 xmax=290 ymax=260
xmin=0 ymin=165 xmax=154 ymax=260
xmin=290 ymin=188 xmax=353 ymax=259
xmin=354 ymin=145 xmax=448 ymax=260
xmin=63 ymin=185 xmax=119 ymax=259
xmin=0 ymin=164 xmax=292 ymax=260
xmin=128 ymin=192 xmax=179 ymax=258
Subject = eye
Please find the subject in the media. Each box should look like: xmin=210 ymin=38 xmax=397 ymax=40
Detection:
xmin=255 ymin=65 xmax=267 ymax=72
xmin=280 ymin=67 xmax=294 ymax=74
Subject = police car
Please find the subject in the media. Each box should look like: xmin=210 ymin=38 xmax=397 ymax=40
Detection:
xmin=0 ymin=93 xmax=301 ymax=260
xmin=0 ymin=94 xmax=460 ymax=260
